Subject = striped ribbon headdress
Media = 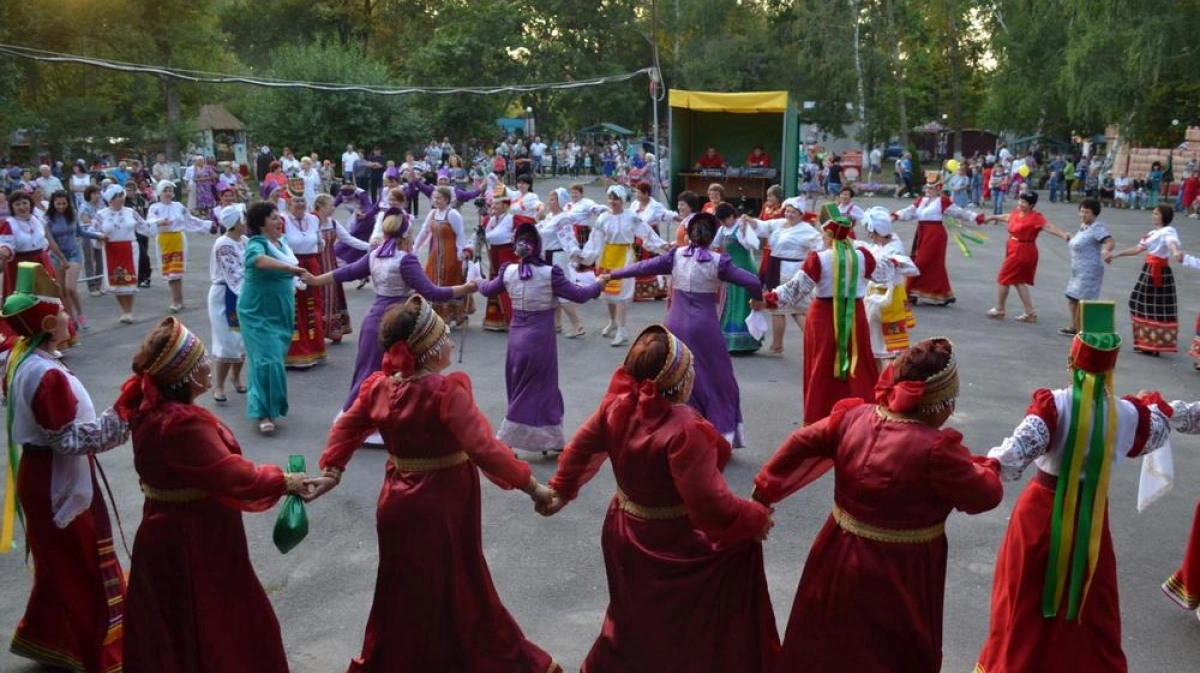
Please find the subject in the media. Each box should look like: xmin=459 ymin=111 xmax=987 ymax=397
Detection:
xmin=1043 ymin=300 xmax=1122 ymax=621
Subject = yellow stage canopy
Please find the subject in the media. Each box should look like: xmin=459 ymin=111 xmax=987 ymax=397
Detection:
xmin=668 ymin=89 xmax=789 ymax=114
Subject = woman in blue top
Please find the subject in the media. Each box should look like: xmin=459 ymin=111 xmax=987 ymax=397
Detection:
xmin=45 ymin=190 xmax=102 ymax=333
xmin=237 ymin=201 xmax=311 ymax=435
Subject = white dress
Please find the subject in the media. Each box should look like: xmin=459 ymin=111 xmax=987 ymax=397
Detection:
xmin=579 ymin=209 xmax=668 ymax=303
xmin=94 ymin=206 xmax=145 ymax=295
xmin=208 ymin=234 xmax=246 ymax=362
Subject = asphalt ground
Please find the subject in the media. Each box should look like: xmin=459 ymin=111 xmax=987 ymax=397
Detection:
xmin=3 ymin=177 xmax=1200 ymax=672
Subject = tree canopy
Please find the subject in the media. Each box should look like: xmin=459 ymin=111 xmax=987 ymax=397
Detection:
xmin=2 ymin=0 xmax=1197 ymax=157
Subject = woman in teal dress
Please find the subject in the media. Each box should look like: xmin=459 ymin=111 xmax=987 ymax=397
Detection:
xmin=238 ymin=201 xmax=309 ymax=435
xmin=715 ymin=202 xmax=762 ymax=353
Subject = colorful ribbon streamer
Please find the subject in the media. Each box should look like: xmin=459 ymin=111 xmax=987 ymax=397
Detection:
xmin=830 ymin=239 xmax=859 ymax=380
xmin=1 ymin=333 xmax=46 ymax=554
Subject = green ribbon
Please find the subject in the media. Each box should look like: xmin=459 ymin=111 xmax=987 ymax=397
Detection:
xmin=3 ymin=333 xmax=48 ymax=552
xmin=1042 ymin=368 xmax=1109 ymax=620
xmin=831 ymin=239 xmax=858 ymax=380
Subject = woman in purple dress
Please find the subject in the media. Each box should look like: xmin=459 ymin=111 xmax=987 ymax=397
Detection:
xmin=610 ymin=212 xmax=762 ymax=447
xmin=308 ymin=208 xmax=474 ymax=412
xmin=479 ymin=222 xmax=604 ymax=456
xmin=332 ymin=184 xmax=380 ymax=265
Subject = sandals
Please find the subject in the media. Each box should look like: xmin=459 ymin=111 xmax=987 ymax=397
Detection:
xmin=986 ymin=308 xmax=1006 ymax=319
xmin=234 ymin=383 xmax=247 ymax=394
xmin=258 ymin=419 xmax=276 ymax=435
xmin=213 ymin=392 xmax=228 ymax=404
xmin=564 ymin=325 xmax=586 ymax=339
xmin=1014 ymin=313 xmax=1038 ymax=323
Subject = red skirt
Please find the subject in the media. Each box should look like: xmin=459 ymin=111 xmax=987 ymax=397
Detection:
xmin=484 ymin=244 xmax=518 ymax=331
xmin=907 ymin=222 xmax=953 ymax=303
xmin=776 ymin=513 xmax=948 ymax=673
xmin=285 ymin=253 xmax=326 ymax=367
xmin=123 ymin=496 xmax=288 ymax=673
xmin=632 ymin=238 xmax=667 ymax=301
xmin=997 ymin=239 xmax=1038 ymax=286
xmin=4 ymin=249 xmax=56 ymax=296
xmin=346 ymin=461 xmax=559 ymax=673
xmin=975 ymin=475 xmax=1127 ymax=673
xmin=1163 ymin=498 xmax=1200 ymax=610
xmin=802 ymin=298 xmax=879 ymax=426
xmin=319 ymin=230 xmax=353 ymax=341
xmin=580 ymin=501 xmax=778 ymax=673
xmin=12 ymin=450 xmax=124 ymax=673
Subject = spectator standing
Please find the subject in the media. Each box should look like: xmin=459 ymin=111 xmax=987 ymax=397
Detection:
xmin=35 ymin=164 xmax=63 ymax=195
xmin=279 ymin=147 xmax=301 ymax=176
xmin=341 ymin=144 xmax=360 ymax=185
xmin=530 ymin=136 xmax=547 ymax=176
xmin=367 ymin=146 xmax=386 ymax=201
xmin=255 ymin=146 xmax=275 ymax=183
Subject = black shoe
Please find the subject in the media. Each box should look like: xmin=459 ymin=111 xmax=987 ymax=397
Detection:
xmin=1057 ymin=327 xmax=1078 ymax=337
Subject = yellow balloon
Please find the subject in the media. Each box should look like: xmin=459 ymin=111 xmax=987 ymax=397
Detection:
xmin=946 ymin=159 xmax=959 ymax=172
xmin=1018 ymin=164 xmax=1030 ymax=177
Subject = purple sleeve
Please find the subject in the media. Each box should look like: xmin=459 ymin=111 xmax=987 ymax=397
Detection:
xmin=718 ymin=254 xmax=764 ymax=299
xmin=551 ymin=266 xmax=602 ymax=303
xmin=610 ymin=251 xmax=675 ymax=280
xmin=333 ymin=193 xmax=346 ymax=207
xmin=456 ymin=186 xmax=482 ymax=202
xmin=332 ymin=253 xmax=371 ymax=283
xmin=415 ymin=181 xmax=434 ymax=197
xmin=477 ymin=264 xmax=508 ymax=298
xmin=398 ymin=254 xmax=455 ymax=302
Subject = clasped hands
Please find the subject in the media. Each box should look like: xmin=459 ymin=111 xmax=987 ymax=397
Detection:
xmin=284 ymin=470 xmax=339 ymax=503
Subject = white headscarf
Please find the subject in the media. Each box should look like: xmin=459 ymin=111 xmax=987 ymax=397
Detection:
xmin=864 ymin=206 xmax=893 ymax=236
xmin=102 ymin=184 xmax=125 ymax=204
xmin=219 ymin=204 xmax=246 ymax=230
xmin=156 ymin=180 xmax=176 ymax=199
xmin=606 ymin=185 xmax=628 ymax=201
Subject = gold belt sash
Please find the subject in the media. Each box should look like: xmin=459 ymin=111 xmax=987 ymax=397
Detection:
xmin=140 ymin=482 xmax=207 ymax=503
xmin=389 ymin=451 xmax=469 ymax=473
xmin=614 ymin=488 xmax=688 ymax=520
xmin=832 ymin=504 xmax=944 ymax=544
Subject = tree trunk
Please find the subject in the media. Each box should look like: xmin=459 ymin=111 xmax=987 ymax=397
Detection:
xmin=849 ymin=0 xmax=869 ymax=151
xmin=884 ymin=0 xmax=909 ymax=149
xmin=948 ymin=8 xmax=963 ymax=156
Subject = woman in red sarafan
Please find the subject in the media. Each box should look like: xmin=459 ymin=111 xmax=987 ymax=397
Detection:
xmin=1161 ymin=399 xmax=1200 ymax=620
xmin=765 ymin=207 xmax=880 ymax=426
xmin=307 ymin=295 xmax=561 ymax=673
xmin=540 ymin=325 xmax=778 ymax=673
xmin=114 ymin=316 xmax=307 ymax=673
xmin=974 ymin=301 xmax=1173 ymax=673
xmin=752 ymin=337 xmax=1002 ymax=673
xmin=981 ymin=190 xmax=1070 ymax=323
xmin=2 ymin=262 xmax=130 ymax=673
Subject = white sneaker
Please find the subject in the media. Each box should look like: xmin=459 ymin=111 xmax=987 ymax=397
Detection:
xmin=600 ymin=321 xmax=615 ymax=337
xmin=611 ymin=328 xmax=629 ymax=347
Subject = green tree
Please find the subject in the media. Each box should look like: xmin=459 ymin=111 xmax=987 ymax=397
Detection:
xmin=237 ymin=41 xmax=426 ymax=158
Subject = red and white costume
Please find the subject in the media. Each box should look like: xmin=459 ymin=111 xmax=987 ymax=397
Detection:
xmin=975 ymin=389 xmax=1172 ymax=673
xmin=281 ymin=210 xmax=326 ymax=367
xmin=892 ymin=196 xmax=981 ymax=305
xmin=4 ymin=349 xmax=130 ymax=672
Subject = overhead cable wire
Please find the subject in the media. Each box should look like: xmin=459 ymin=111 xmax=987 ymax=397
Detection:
xmin=0 ymin=43 xmax=654 ymax=95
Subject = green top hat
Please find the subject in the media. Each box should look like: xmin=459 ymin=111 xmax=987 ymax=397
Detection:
xmin=1 ymin=262 xmax=59 ymax=318
xmin=1078 ymin=300 xmax=1121 ymax=351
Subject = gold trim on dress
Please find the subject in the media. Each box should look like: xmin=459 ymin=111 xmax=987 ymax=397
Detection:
xmin=832 ymin=503 xmax=944 ymax=544
xmin=389 ymin=451 xmax=469 ymax=473
xmin=139 ymin=481 xmax=207 ymax=502
xmin=614 ymin=488 xmax=688 ymax=520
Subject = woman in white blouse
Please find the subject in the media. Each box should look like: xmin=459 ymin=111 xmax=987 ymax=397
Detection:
xmin=1107 ymin=204 xmax=1181 ymax=355
xmin=146 ymin=181 xmax=208 ymax=312
xmin=747 ymin=197 xmax=823 ymax=355
xmin=94 ymin=185 xmax=145 ymax=323
xmin=208 ymin=205 xmax=248 ymax=403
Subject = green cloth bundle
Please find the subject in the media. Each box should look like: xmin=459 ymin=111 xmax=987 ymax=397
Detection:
xmin=273 ymin=455 xmax=309 ymax=554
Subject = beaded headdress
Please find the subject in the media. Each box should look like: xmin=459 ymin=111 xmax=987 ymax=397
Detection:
xmin=632 ymin=325 xmax=693 ymax=397
xmin=915 ymin=338 xmax=958 ymax=414
xmin=404 ymin=295 xmax=449 ymax=364
xmin=873 ymin=337 xmax=958 ymax=415
xmin=145 ymin=317 xmax=207 ymax=387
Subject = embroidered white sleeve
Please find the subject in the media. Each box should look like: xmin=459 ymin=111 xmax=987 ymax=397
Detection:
xmin=42 ymin=408 xmax=130 ymax=456
xmin=1144 ymin=405 xmax=1172 ymax=454
xmin=1169 ymin=400 xmax=1200 ymax=434
xmin=774 ymin=269 xmax=816 ymax=307
xmin=988 ymin=414 xmax=1051 ymax=481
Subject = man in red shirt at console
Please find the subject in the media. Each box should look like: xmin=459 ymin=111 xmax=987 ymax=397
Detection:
xmin=694 ymin=146 xmax=727 ymax=170
xmin=746 ymin=145 xmax=771 ymax=168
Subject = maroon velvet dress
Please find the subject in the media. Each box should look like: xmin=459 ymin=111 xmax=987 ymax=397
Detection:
xmin=320 ymin=371 xmax=559 ymax=673
xmin=549 ymin=369 xmax=778 ymax=673
xmin=754 ymin=398 xmax=1003 ymax=673
xmin=122 ymin=401 xmax=289 ymax=673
